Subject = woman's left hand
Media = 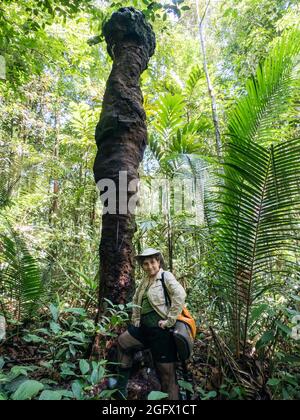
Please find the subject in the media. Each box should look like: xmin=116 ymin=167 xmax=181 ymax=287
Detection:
xmin=158 ymin=320 xmax=168 ymax=329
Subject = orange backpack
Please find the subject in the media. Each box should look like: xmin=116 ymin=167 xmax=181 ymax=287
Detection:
xmin=177 ymin=306 xmax=197 ymax=340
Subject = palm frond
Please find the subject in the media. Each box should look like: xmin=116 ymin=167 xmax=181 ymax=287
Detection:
xmin=0 ymin=153 xmax=23 ymax=208
xmin=185 ymin=65 xmax=204 ymax=98
xmin=170 ymin=119 xmax=208 ymax=155
xmin=228 ymin=29 xmax=300 ymax=145
xmin=153 ymin=93 xmax=185 ymax=142
xmin=210 ymin=30 xmax=300 ymax=356
xmin=215 ymin=137 xmax=300 ymax=355
xmin=68 ymin=102 xmax=100 ymax=146
xmin=0 ymin=220 xmax=43 ymax=320
xmin=150 ymin=111 xmax=210 ymax=177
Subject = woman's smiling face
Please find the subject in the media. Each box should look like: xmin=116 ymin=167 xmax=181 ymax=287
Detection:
xmin=142 ymin=256 xmax=160 ymax=277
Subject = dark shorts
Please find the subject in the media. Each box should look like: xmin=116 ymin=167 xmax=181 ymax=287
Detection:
xmin=128 ymin=322 xmax=178 ymax=363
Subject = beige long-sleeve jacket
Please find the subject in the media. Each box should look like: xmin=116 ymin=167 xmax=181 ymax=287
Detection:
xmin=131 ymin=268 xmax=186 ymax=328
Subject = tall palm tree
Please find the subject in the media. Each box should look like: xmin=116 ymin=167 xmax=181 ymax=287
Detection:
xmin=211 ymin=29 xmax=300 ymax=357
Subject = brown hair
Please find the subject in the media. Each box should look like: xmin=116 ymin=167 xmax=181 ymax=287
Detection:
xmin=137 ymin=253 xmax=166 ymax=270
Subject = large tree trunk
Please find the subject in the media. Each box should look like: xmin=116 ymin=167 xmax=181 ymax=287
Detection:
xmin=93 ymin=8 xmax=156 ymax=313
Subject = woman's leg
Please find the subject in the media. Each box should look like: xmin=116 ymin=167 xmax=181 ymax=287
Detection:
xmin=155 ymin=362 xmax=179 ymax=400
xmin=115 ymin=330 xmax=144 ymax=399
xmin=145 ymin=326 xmax=179 ymax=400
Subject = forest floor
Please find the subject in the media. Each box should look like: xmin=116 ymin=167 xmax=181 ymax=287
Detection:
xmin=0 ymin=324 xmax=275 ymax=400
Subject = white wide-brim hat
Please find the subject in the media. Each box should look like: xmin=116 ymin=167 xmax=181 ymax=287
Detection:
xmin=135 ymin=248 xmax=162 ymax=259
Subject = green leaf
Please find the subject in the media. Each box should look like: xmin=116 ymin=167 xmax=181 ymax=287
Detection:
xmin=23 ymin=334 xmax=47 ymax=344
xmin=185 ymin=65 xmax=203 ymax=97
xmin=206 ymin=391 xmax=217 ymax=399
xmin=35 ymin=328 xmax=51 ymax=335
xmin=50 ymin=304 xmax=59 ymax=322
xmin=72 ymin=381 xmax=83 ymax=400
xmin=228 ymin=30 xmax=300 ymax=145
xmin=50 ymin=322 xmax=61 ymax=334
xmin=276 ymin=322 xmax=292 ymax=336
xmin=69 ymin=344 xmax=76 ymax=357
xmin=280 ymin=355 xmax=300 ymax=365
xmin=256 ymin=331 xmax=276 ymax=349
xmin=12 ymin=380 xmax=44 ymax=400
xmin=63 ymin=308 xmax=87 ymax=317
xmin=0 ymin=357 xmax=5 ymax=369
xmin=90 ymin=365 xmax=105 ymax=385
xmin=0 ymin=227 xmax=43 ymax=320
xmin=10 ymin=366 xmax=36 ymax=378
xmin=147 ymin=391 xmax=169 ymax=400
xmin=267 ymin=378 xmax=281 ymax=387
xmin=98 ymin=366 xmax=106 ymax=382
xmin=58 ymin=390 xmax=74 ymax=398
xmin=250 ymin=304 xmax=269 ymax=324
xmin=39 ymin=390 xmax=62 ymax=400
xmin=60 ymin=363 xmax=76 ymax=377
xmin=79 ymin=359 xmax=90 ymax=375
xmin=178 ymin=380 xmax=193 ymax=393
xmin=4 ymin=376 xmax=27 ymax=393
xmin=99 ymin=389 xmax=118 ymax=399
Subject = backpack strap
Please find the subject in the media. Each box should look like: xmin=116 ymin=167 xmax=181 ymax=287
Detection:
xmin=160 ymin=272 xmax=171 ymax=307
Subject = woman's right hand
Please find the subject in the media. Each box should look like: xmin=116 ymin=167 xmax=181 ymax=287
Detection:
xmin=158 ymin=320 xmax=168 ymax=329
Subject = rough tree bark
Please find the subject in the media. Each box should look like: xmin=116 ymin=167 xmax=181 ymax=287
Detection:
xmin=93 ymin=8 xmax=156 ymax=313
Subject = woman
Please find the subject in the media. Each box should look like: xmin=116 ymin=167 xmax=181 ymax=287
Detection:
xmin=115 ymin=248 xmax=186 ymax=400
